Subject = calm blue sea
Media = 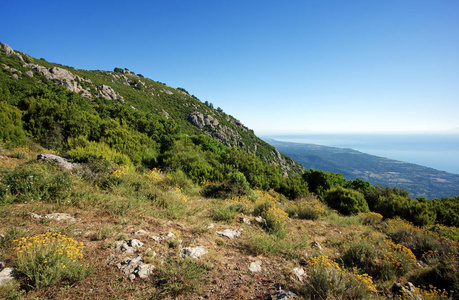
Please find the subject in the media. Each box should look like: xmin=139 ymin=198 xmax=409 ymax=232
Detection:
xmin=265 ymin=133 xmax=459 ymax=175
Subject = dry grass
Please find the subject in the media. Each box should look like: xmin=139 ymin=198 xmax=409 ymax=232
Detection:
xmin=0 ymin=149 xmax=457 ymax=299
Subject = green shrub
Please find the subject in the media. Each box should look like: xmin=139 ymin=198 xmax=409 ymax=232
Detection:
xmin=212 ymin=204 xmax=238 ymax=222
xmin=0 ymin=162 xmax=72 ymax=204
xmin=68 ymin=140 xmax=133 ymax=167
xmin=152 ymin=257 xmax=210 ymax=297
xmin=324 ymin=187 xmax=369 ymax=215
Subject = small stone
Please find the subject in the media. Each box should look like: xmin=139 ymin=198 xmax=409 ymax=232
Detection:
xmin=310 ymin=241 xmax=323 ymax=250
xmin=135 ymin=264 xmax=154 ymax=279
xmin=29 ymin=212 xmax=42 ymax=219
xmin=205 ymin=223 xmax=215 ymax=230
xmin=293 ymin=267 xmax=306 ymax=282
xmin=0 ymin=267 xmax=14 ymax=286
xmin=254 ymin=216 xmax=264 ymax=223
xmin=129 ymin=239 xmax=144 ymax=248
xmin=135 ymin=230 xmax=148 ymax=235
xmin=0 ymin=234 xmax=5 ymax=240
xmin=180 ymin=246 xmax=208 ymax=259
xmin=271 ymin=289 xmax=298 ymax=299
xmin=248 ymin=260 xmax=262 ymax=273
xmin=216 ymin=228 xmax=242 ymax=239
xmin=44 ymin=213 xmax=76 ymax=221
xmin=243 ymin=218 xmax=251 ymax=225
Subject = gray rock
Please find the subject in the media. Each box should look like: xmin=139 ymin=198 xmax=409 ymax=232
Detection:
xmin=248 ymin=260 xmax=262 ymax=273
xmin=29 ymin=212 xmax=43 ymax=219
xmin=135 ymin=263 xmax=154 ymax=279
xmin=216 ymin=228 xmax=242 ymax=239
xmin=135 ymin=230 xmax=149 ymax=235
xmin=44 ymin=213 xmax=76 ymax=221
xmin=0 ymin=267 xmax=14 ymax=286
xmin=0 ymin=261 xmax=5 ymax=270
xmin=25 ymin=70 xmax=33 ymax=77
xmin=310 ymin=241 xmax=323 ymax=251
xmin=205 ymin=223 xmax=215 ymax=230
xmin=254 ymin=216 xmax=265 ymax=223
xmin=391 ymin=282 xmax=423 ymax=300
xmin=37 ymin=153 xmax=75 ymax=170
xmin=293 ymin=267 xmax=306 ymax=282
xmin=117 ymin=255 xmax=143 ymax=275
xmin=1 ymin=42 xmax=14 ymax=55
xmin=243 ymin=218 xmax=251 ymax=225
xmin=180 ymin=246 xmax=208 ymax=259
xmin=98 ymin=84 xmax=123 ymax=101
xmin=271 ymin=289 xmax=298 ymax=299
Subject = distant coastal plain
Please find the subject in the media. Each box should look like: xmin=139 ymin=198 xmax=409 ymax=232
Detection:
xmin=264 ymin=133 xmax=459 ymax=175
xmin=263 ymin=133 xmax=459 ymax=199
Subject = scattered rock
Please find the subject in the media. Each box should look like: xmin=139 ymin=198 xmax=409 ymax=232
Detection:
xmin=117 ymin=239 xmax=144 ymax=254
xmin=310 ymin=241 xmax=323 ymax=250
xmin=254 ymin=216 xmax=264 ymax=224
xmin=293 ymin=267 xmax=306 ymax=282
xmin=205 ymin=223 xmax=215 ymax=230
xmin=180 ymin=246 xmax=208 ymax=259
xmin=29 ymin=212 xmax=42 ymax=219
xmin=0 ymin=267 xmax=14 ymax=286
xmin=242 ymin=218 xmax=251 ymax=225
xmin=135 ymin=230 xmax=148 ymax=235
xmin=25 ymin=70 xmax=33 ymax=77
xmin=391 ymin=282 xmax=423 ymax=300
xmin=216 ymin=228 xmax=242 ymax=239
xmin=44 ymin=213 xmax=76 ymax=221
xmin=270 ymin=289 xmax=298 ymax=300
xmin=37 ymin=153 xmax=75 ymax=170
xmin=149 ymin=232 xmax=175 ymax=241
xmin=135 ymin=263 xmax=155 ymax=279
xmin=248 ymin=260 xmax=262 ymax=273
xmin=0 ymin=261 xmax=5 ymax=270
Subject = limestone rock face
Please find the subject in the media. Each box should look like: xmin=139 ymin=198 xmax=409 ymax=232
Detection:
xmin=1 ymin=42 xmax=14 ymax=55
xmin=37 ymin=153 xmax=75 ymax=170
xmin=98 ymin=84 xmax=124 ymax=102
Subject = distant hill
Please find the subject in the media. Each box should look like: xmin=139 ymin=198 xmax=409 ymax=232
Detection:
xmin=264 ymin=138 xmax=459 ymax=199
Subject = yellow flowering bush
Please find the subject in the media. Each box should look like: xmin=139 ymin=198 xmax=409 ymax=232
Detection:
xmin=14 ymin=232 xmax=88 ymax=288
xmin=144 ymin=168 xmax=169 ymax=182
xmin=306 ymin=255 xmax=377 ymax=299
xmin=286 ymin=197 xmax=326 ymax=220
xmin=342 ymin=234 xmax=416 ymax=280
xmin=359 ymin=212 xmax=383 ymax=225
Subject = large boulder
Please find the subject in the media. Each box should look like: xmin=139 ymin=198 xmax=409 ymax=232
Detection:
xmin=37 ymin=154 xmax=75 ymax=170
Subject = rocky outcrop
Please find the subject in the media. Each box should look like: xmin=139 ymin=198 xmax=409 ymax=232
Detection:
xmin=37 ymin=153 xmax=76 ymax=170
xmin=0 ymin=42 xmax=24 ymax=61
xmin=23 ymin=64 xmax=93 ymax=99
xmin=187 ymin=112 xmax=243 ymax=148
xmin=98 ymin=84 xmax=124 ymax=102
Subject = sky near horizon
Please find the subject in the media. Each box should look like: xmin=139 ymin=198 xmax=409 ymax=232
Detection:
xmin=1 ymin=0 xmax=458 ymax=134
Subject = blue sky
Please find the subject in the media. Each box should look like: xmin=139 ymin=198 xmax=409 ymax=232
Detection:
xmin=2 ymin=0 xmax=458 ymax=134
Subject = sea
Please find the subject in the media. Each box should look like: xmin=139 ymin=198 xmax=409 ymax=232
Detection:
xmin=264 ymin=133 xmax=459 ymax=175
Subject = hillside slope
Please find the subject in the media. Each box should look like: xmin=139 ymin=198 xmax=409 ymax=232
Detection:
xmin=264 ymin=138 xmax=459 ymax=199
xmin=0 ymin=42 xmax=303 ymax=176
